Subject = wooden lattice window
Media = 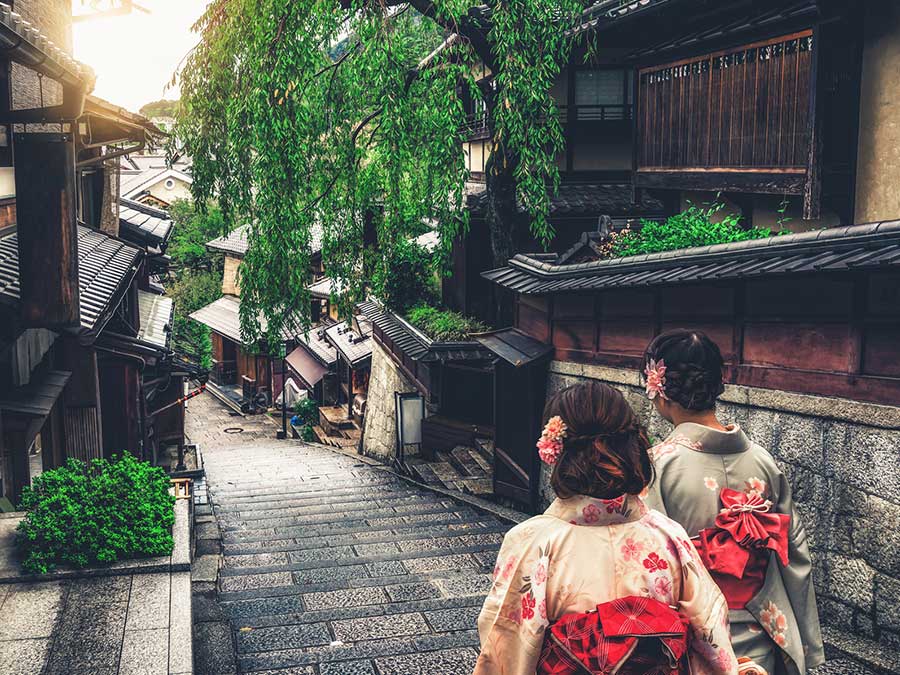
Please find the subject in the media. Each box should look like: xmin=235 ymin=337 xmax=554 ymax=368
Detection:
xmin=636 ymin=31 xmax=814 ymax=178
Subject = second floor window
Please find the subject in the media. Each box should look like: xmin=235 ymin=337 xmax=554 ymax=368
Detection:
xmin=574 ymin=70 xmax=631 ymax=121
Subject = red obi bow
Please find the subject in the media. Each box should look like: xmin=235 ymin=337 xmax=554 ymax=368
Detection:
xmin=538 ymin=596 xmax=689 ymax=675
xmin=697 ymin=488 xmax=790 ymax=580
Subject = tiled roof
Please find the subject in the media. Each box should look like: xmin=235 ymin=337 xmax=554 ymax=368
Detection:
xmin=207 ymin=222 xmax=324 ymax=258
xmin=308 ymin=276 xmax=341 ymax=300
xmin=120 ymin=167 xmax=193 ymax=201
xmin=206 ymin=225 xmax=249 ymax=256
xmin=0 ymin=2 xmax=94 ymax=90
xmin=325 ymin=317 xmax=373 ymax=367
xmin=358 ymin=300 xmax=494 ymax=363
xmin=120 ymin=198 xmax=173 ymax=247
xmin=483 ymin=221 xmax=900 ymax=295
xmin=189 ymin=295 xmax=301 ymax=345
xmin=0 ymin=370 xmax=71 ymax=417
xmin=0 ymin=226 xmax=142 ymax=333
xmin=83 ymin=96 xmax=164 ymax=138
xmin=137 ymin=290 xmax=173 ymax=349
xmin=297 ymin=325 xmax=338 ymax=366
xmin=467 ymin=183 xmax=664 ymax=217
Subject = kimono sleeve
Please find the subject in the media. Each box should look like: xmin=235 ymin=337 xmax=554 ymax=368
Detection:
xmin=772 ymin=469 xmax=826 ymax=669
xmin=474 ymin=522 xmax=550 ymax=675
xmin=676 ymin=537 xmax=739 ymax=675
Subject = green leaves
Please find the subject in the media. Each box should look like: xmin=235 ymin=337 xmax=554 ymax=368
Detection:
xmin=405 ymin=303 xmax=487 ymax=341
xmin=175 ymin=0 xmax=584 ymax=339
xmin=608 ymin=202 xmax=781 ymax=258
xmin=15 ymin=455 xmax=176 ymax=575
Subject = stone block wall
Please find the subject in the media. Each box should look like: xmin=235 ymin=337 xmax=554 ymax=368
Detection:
xmin=542 ymin=360 xmax=900 ymax=650
xmin=362 ymin=340 xmax=419 ymax=462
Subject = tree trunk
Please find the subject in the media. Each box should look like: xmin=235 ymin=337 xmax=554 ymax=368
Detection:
xmin=484 ymin=92 xmax=521 ymax=326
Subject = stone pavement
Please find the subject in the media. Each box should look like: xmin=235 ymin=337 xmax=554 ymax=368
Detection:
xmin=187 ymin=392 xmax=880 ymax=675
xmin=0 ymin=571 xmax=192 ymax=675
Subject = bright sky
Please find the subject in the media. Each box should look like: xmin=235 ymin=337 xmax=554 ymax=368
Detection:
xmin=72 ymin=0 xmax=211 ymax=113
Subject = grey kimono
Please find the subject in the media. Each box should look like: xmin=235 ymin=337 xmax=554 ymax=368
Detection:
xmin=644 ymin=423 xmax=825 ymax=675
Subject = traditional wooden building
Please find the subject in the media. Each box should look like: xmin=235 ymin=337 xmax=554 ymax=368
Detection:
xmin=0 ymin=0 xmax=185 ymax=505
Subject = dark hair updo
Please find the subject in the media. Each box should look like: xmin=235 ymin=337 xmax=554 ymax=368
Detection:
xmin=643 ymin=328 xmax=725 ymax=411
xmin=544 ymin=381 xmax=653 ymax=500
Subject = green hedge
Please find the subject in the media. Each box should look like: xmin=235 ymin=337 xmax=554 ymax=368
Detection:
xmin=16 ymin=455 xmax=176 ymax=574
xmin=406 ymin=304 xmax=487 ymax=341
xmin=608 ymin=202 xmax=781 ymax=258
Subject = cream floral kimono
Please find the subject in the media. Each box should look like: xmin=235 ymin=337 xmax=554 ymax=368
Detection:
xmin=474 ymin=494 xmax=739 ymax=675
xmin=644 ymin=423 xmax=825 ymax=675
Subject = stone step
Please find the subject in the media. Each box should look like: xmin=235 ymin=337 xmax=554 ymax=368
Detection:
xmin=474 ymin=437 xmax=494 ymax=463
xmin=448 ymin=446 xmax=489 ymax=479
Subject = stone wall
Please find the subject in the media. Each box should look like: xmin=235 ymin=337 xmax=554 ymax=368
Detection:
xmin=543 ymin=360 xmax=900 ymax=650
xmin=362 ymin=340 xmax=419 ymax=462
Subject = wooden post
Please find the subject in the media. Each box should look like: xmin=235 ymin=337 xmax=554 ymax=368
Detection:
xmin=14 ymin=132 xmax=80 ymax=328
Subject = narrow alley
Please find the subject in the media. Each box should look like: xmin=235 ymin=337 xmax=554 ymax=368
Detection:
xmin=187 ymin=392 xmax=515 ymax=674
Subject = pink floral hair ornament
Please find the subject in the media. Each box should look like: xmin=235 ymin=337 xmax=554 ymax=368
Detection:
xmin=644 ymin=358 xmax=668 ymax=400
xmin=536 ymin=416 xmax=567 ymax=465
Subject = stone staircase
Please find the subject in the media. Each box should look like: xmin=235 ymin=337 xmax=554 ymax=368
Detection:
xmin=406 ymin=438 xmax=494 ymax=498
xmin=313 ymin=405 xmax=361 ymax=451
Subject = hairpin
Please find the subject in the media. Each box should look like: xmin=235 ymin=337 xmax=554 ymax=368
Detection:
xmin=537 ymin=416 xmax=567 ymax=465
xmin=644 ymin=358 xmax=668 ymax=400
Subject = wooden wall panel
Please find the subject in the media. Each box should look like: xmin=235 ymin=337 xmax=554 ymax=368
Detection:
xmin=600 ymin=290 xmax=654 ymax=318
xmin=743 ymin=323 xmax=851 ymax=372
xmin=862 ymin=324 xmax=900 ymax=377
xmin=598 ymin=320 xmax=655 ymax=356
xmin=518 ymin=301 xmax=550 ymax=343
xmin=552 ymin=320 xmax=595 ymax=353
xmin=660 ymin=321 xmax=737 ymax=361
xmin=660 ymin=285 xmax=734 ymax=318
xmin=745 ymin=277 xmax=852 ymax=319
xmin=637 ymin=31 xmax=813 ymax=171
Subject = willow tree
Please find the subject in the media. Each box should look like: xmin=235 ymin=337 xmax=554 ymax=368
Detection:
xmin=176 ymin=0 xmax=591 ymax=342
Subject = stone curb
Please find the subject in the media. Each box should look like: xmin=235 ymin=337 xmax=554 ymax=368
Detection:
xmin=0 ymin=498 xmax=191 ymax=584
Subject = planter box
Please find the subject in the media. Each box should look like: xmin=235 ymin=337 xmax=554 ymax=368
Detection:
xmin=0 ymin=497 xmax=191 ymax=583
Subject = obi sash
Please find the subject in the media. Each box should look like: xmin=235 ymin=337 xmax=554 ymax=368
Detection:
xmin=538 ymin=596 xmax=689 ymax=675
xmin=693 ymin=488 xmax=790 ymax=610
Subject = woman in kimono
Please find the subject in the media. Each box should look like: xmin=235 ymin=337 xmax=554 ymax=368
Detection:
xmin=641 ymin=329 xmax=825 ymax=675
xmin=475 ymin=381 xmax=739 ymax=675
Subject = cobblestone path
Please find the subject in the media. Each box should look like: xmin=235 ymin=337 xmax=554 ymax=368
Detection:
xmin=186 ymin=393 xmax=877 ymax=675
xmin=188 ymin=392 xmax=509 ymax=674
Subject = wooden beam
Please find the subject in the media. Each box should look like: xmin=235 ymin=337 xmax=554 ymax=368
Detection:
xmin=13 ymin=132 xmax=80 ymax=328
xmin=634 ymin=169 xmax=806 ymax=194
xmin=803 ymin=27 xmax=823 ymax=220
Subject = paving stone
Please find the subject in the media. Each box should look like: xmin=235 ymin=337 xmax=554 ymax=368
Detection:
xmin=0 ymin=637 xmax=52 ymax=675
xmin=196 ymin=521 xmax=220 ymax=539
xmin=224 ymin=594 xmax=307 ymax=619
xmin=235 ymin=622 xmax=332 ymax=653
xmin=220 ymin=571 xmax=294 ymax=593
xmin=119 ymin=628 xmax=168 ymax=675
xmin=385 ymin=582 xmax=442 ymax=602
xmin=373 ymin=647 xmax=478 ymax=675
xmin=125 ymin=573 xmax=170 ymax=631
xmin=319 ymin=660 xmax=377 ymax=675
xmin=397 ymin=537 xmax=454 ymax=552
xmin=288 ymin=545 xmax=357 ymax=563
xmin=365 ymin=560 xmax=407 ymax=577
xmin=169 ymin=571 xmax=194 ymax=675
xmin=332 ymin=612 xmax=430 ymax=642
xmin=353 ymin=541 xmax=401 ymax=556
xmin=424 ymin=605 xmax=481 ymax=632
xmin=45 ymin=600 xmax=128 ymax=675
xmin=293 ymin=565 xmax=368 ymax=586
xmin=402 ymin=553 xmax=478 ymax=573
xmin=196 ymin=538 xmax=222 ymax=556
xmin=224 ymin=551 xmax=290 ymax=568
xmin=303 ymin=587 xmax=389 ymax=610
xmin=193 ymin=588 xmax=229 ymax=623
xmin=194 ymin=621 xmax=238 ymax=675
xmin=67 ymin=574 xmax=132 ymax=605
xmin=192 ymin=554 xmax=220 ymax=582
xmin=434 ymin=574 xmax=493 ymax=598
xmin=0 ymin=581 xmax=66 ymax=640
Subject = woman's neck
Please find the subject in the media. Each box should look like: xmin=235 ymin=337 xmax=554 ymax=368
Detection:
xmin=670 ymin=408 xmax=729 ymax=432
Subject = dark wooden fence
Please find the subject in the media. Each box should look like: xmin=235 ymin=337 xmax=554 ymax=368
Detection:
xmin=636 ymin=30 xmax=813 ymax=173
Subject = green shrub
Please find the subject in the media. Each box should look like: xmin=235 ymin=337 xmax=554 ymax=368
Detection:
xmin=608 ymin=202 xmax=780 ymax=258
xmin=406 ymin=304 xmax=487 ymax=341
xmin=373 ymin=239 xmax=439 ymax=313
xmin=300 ymin=424 xmax=317 ymax=442
xmin=16 ymin=455 xmax=176 ymax=575
xmin=293 ymin=397 xmax=319 ymax=426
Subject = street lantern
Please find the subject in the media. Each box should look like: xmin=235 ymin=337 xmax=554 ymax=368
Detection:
xmin=276 ymin=340 xmax=288 ymax=440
